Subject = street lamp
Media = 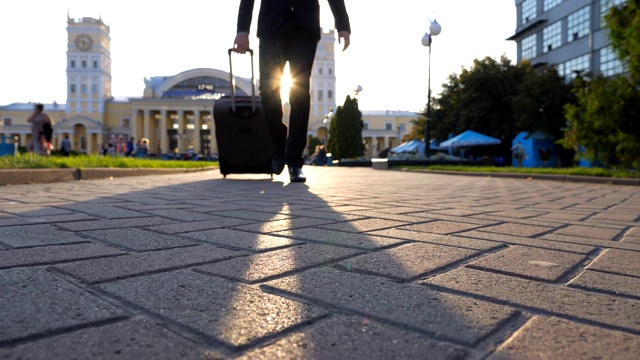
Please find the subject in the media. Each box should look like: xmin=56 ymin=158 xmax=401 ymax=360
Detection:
xmin=421 ymin=19 xmax=441 ymax=157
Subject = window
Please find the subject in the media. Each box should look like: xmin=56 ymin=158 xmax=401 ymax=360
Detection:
xmin=319 ymin=68 xmax=323 ymax=75
xmin=363 ymin=122 xmax=369 ymax=130
xmin=600 ymin=0 xmax=626 ymax=26
xmin=385 ymin=123 xmax=393 ymax=131
xmin=318 ymin=90 xmax=323 ymax=100
xmin=81 ymin=84 xmax=87 ymax=94
xmin=521 ymin=0 xmax=537 ymax=23
xmin=70 ymin=60 xmax=76 ymax=68
xmin=328 ymin=90 xmax=333 ymax=99
xmin=2 ymin=117 xmax=12 ymax=126
xmin=93 ymin=60 xmax=98 ymax=69
xmin=544 ymin=0 xmax=562 ymax=11
xmin=122 ymin=118 xmax=131 ymax=128
xmin=70 ymin=84 xmax=76 ymax=93
xmin=328 ymin=68 xmax=333 ymax=75
xmin=91 ymin=84 xmax=98 ymax=94
xmin=567 ymin=6 xmax=590 ymax=43
xmin=398 ymin=124 xmax=406 ymax=132
xmin=559 ymin=54 xmax=590 ymax=79
xmin=82 ymin=60 xmax=87 ymax=68
xmin=521 ymin=33 xmax=537 ymax=60
xmin=600 ymin=45 xmax=626 ymax=76
xmin=543 ymin=21 xmax=562 ymax=53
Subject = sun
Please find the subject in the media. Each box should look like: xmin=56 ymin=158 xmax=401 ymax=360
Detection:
xmin=280 ymin=62 xmax=292 ymax=101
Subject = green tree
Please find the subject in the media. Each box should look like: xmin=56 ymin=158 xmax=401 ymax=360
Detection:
xmin=328 ymin=95 xmax=363 ymax=160
xmin=418 ymin=57 xmax=569 ymax=158
xmin=606 ymin=0 xmax=640 ymax=80
xmin=562 ymin=75 xmax=640 ymax=168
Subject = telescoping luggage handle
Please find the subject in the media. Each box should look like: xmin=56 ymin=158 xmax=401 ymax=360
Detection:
xmin=227 ymin=48 xmax=257 ymax=113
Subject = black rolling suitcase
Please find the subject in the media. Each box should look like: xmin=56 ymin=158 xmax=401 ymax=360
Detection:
xmin=213 ymin=49 xmax=275 ymax=179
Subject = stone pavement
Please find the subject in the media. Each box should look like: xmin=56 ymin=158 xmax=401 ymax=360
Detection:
xmin=0 ymin=167 xmax=639 ymax=359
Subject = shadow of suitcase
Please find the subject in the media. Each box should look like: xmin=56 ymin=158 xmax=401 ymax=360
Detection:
xmin=213 ymin=49 xmax=275 ymax=179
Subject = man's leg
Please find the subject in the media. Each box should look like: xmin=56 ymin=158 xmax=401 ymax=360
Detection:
xmin=259 ymin=37 xmax=288 ymax=172
xmin=285 ymin=32 xmax=318 ymax=169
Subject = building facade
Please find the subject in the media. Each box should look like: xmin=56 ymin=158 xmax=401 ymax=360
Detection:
xmin=509 ymin=0 xmax=626 ymax=80
xmin=0 ymin=16 xmax=416 ymax=158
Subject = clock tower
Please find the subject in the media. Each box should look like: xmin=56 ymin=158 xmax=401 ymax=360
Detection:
xmin=66 ymin=15 xmax=112 ymax=118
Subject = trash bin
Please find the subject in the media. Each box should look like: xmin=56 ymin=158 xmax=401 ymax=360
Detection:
xmin=0 ymin=136 xmax=17 ymax=156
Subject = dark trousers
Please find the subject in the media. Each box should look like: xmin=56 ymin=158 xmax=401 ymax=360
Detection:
xmin=259 ymin=31 xmax=318 ymax=168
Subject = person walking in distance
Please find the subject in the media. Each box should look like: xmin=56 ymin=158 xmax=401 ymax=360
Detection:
xmin=233 ymin=0 xmax=351 ymax=183
xmin=26 ymin=103 xmax=53 ymax=155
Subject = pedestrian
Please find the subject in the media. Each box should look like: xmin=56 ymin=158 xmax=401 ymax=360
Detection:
xmin=126 ymin=137 xmax=135 ymax=156
xmin=512 ymin=141 xmax=526 ymax=168
xmin=60 ymin=134 xmax=72 ymax=156
xmin=233 ymin=0 xmax=351 ymax=183
xmin=26 ymin=103 xmax=53 ymax=155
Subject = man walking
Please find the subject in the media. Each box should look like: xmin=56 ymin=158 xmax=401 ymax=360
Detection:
xmin=233 ymin=0 xmax=351 ymax=183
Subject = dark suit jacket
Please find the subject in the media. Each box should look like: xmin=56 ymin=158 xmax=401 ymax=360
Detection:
xmin=237 ymin=0 xmax=350 ymax=40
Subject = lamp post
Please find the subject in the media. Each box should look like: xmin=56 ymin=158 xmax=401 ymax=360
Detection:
xmin=421 ymin=19 xmax=441 ymax=157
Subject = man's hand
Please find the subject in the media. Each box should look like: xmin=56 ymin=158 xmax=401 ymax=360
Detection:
xmin=233 ymin=34 xmax=250 ymax=53
xmin=338 ymin=31 xmax=350 ymax=51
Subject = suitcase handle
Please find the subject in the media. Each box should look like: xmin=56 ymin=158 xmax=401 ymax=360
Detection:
xmin=227 ymin=48 xmax=257 ymax=114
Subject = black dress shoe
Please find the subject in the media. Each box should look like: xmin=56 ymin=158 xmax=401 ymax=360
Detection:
xmin=271 ymin=155 xmax=285 ymax=175
xmin=289 ymin=167 xmax=306 ymax=183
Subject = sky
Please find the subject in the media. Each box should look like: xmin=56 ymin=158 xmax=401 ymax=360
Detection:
xmin=0 ymin=0 xmax=517 ymax=112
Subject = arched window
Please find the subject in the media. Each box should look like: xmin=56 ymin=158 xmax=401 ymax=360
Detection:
xmin=161 ymin=76 xmax=248 ymax=100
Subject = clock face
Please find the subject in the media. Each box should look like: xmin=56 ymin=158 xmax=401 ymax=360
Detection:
xmin=75 ymin=34 xmax=93 ymax=51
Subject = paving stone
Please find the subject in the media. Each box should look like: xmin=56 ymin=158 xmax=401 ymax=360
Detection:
xmin=82 ymin=228 xmax=198 ymax=251
xmin=272 ymin=228 xmax=406 ymax=250
xmin=181 ymin=228 xmax=303 ymax=252
xmin=232 ymin=218 xmax=335 ymax=234
xmin=467 ymin=246 xmax=588 ymax=282
xmin=145 ymin=217 xmax=254 ymax=234
xmin=590 ymin=211 xmax=639 ymax=222
xmin=196 ymin=243 xmax=362 ymax=283
xmin=98 ymin=270 xmax=327 ymax=349
xmin=399 ymin=220 xmax=483 ymax=235
xmin=266 ymin=208 xmax=365 ymax=221
xmin=478 ymin=223 xmax=555 ymax=237
xmin=539 ymin=233 xmax=640 ymax=252
xmin=489 ymin=316 xmax=640 ymax=360
xmin=532 ymin=212 xmax=592 ymax=222
xmin=431 ymin=208 xmax=493 ymax=217
xmin=238 ymin=315 xmax=469 ymax=360
xmin=55 ymin=217 xmax=175 ymax=231
xmin=214 ymin=210 xmax=292 ymax=222
xmin=367 ymin=228 xmax=503 ymax=251
xmin=263 ymin=267 xmax=517 ymax=346
xmin=319 ymin=218 xmax=410 ymax=233
xmin=622 ymin=235 xmax=640 ymax=245
xmin=0 ymin=268 xmax=126 ymax=344
xmin=568 ymin=270 xmax=640 ymax=298
xmin=54 ymin=244 xmax=244 ymax=284
xmin=0 ymin=224 xmax=88 ymax=248
xmin=424 ymin=267 xmax=640 ymax=332
xmin=343 ymin=210 xmax=428 ymax=223
xmin=458 ymin=230 xmax=597 ymax=254
xmin=0 ymin=213 xmax=96 ymax=228
xmin=57 ymin=204 xmax=148 ymax=219
xmin=140 ymin=209 xmax=220 ymax=221
xmin=0 ymin=317 xmax=216 ymax=360
xmin=587 ymin=249 xmax=640 ymax=278
xmin=0 ymin=205 xmax=75 ymax=217
xmin=338 ymin=242 xmax=480 ymax=281
xmin=0 ymin=243 xmax=124 ymax=269
xmin=553 ymin=224 xmax=624 ymax=240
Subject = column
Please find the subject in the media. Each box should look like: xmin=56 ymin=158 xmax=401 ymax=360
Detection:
xmin=19 ymin=133 xmax=27 ymax=147
xmin=86 ymin=132 xmax=94 ymax=155
xmin=143 ymin=110 xmax=151 ymax=145
xmin=160 ymin=110 xmax=168 ymax=155
xmin=209 ymin=113 xmax=218 ymax=155
xmin=177 ymin=110 xmax=184 ymax=153
xmin=131 ymin=110 xmax=139 ymax=142
xmin=193 ymin=110 xmax=201 ymax=154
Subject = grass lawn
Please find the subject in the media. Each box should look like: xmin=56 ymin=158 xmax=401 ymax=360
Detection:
xmin=0 ymin=153 xmax=218 ymax=170
xmin=396 ymin=165 xmax=639 ymax=179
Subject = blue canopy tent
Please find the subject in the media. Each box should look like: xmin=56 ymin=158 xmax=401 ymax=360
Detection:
xmin=391 ymin=139 xmax=444 ymax=154
xmin=439 ymin=130 xmax=501 ymax=147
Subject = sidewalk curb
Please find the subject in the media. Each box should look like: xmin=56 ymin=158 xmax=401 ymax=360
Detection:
xmin=0 ymin=166 xmax=218 ymax=186
xmin=407 ymin=169 xmax=640 ymax=186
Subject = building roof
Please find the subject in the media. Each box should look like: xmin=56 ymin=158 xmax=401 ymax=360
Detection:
xmin=361 ymin=110 xmax=418 ymax=118
xmin=0 ymin=102 xmax=66 ymax=111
